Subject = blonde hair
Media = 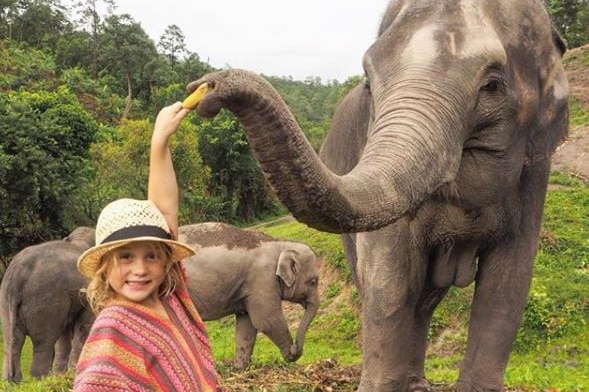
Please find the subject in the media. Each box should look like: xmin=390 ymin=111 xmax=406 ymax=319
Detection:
xmin=83 ymin=241 xmax=184 ymax=314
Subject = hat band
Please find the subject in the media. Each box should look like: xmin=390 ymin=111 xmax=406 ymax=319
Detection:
xmin=101 ymin=225 xmax=171 ymax=245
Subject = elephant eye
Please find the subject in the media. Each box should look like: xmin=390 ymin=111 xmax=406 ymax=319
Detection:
xmin=363 ymin=77 xmax=371 ymax=92
xmin=309 ymin=278 xmax=319 ymax=286
xmin=480 ymin=77 xmax=504 ymax=94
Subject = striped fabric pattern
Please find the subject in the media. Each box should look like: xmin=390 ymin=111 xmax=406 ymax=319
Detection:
xmin=74 ymin=288 xmax=222 ymax=391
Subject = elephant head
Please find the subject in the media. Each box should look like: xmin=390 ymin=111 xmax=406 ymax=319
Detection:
xmin=188 ymin=0 xmax=568 ymax=235
xmin=63 ymin=226 xmax=95 ymax=250
xmin=275 ymin=247 xmax=320 ymax=354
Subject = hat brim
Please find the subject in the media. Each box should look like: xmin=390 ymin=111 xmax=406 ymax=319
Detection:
xmin=77 ymin=236 xmax=195 ymax=279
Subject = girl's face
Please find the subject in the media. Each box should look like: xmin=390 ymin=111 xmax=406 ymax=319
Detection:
xmin=107 ymin=241 xmax=167 ymax=309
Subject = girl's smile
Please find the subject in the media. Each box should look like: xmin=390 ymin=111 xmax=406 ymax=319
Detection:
xmin=107 ymin=241 xmax=167 ymax=309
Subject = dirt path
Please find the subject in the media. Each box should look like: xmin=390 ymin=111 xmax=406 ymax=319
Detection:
xmin=552 ymin=125 xmax=589 ymax=181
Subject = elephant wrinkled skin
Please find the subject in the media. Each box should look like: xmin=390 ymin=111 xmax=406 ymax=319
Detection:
xmin=179 ymin=222 xmax=320 ymax=370
xmin=0 ymin=227 xmax=96 ymax=383
xmin=185 ymin=0 xmax=569 ymax=390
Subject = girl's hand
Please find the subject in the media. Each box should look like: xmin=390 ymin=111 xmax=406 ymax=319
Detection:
xmin=153 ymin=102 xmax=190 ymax=142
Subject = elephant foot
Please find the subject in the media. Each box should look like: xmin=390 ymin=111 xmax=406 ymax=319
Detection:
xmin=356 ymin=378 xmax=405 ymax=392
xmin=232 ymin=359 xmax=249 ymax=371
xmin=408 ymin=377 xmax=430 ymax=392
xmin=456 ymin=379 xmax=502 ymax=392
xmin=286 ymin=343 xmax=302 ymax=362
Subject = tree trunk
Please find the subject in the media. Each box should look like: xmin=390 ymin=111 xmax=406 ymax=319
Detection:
xmin=122 ymin=72 xmax=132 ymax=120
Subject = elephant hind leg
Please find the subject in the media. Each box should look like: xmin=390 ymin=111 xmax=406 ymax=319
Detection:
xmin=53 ymin=329 xmax=73 ymax=374
xmin=30 ymin=343 xmax=55 ymax=379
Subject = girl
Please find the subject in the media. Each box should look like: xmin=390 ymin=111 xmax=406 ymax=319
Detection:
xmin=74 ymin=103 xmax=224 ymax=391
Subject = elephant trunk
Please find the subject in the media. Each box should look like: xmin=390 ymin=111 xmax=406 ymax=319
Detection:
xmin=294 ymin=300 xmax=319 ymax=353
xmin=193 ymin=70 xmax=463 ymax=233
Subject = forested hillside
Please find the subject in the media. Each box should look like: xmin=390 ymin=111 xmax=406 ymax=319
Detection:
xmin=0 ymin=0 xmax=357 ymax=262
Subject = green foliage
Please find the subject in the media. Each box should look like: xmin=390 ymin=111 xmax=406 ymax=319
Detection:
xmin=515 ymin=185 xmax=589 ymax=350
xmin=0 ymin=39 xmax=57 ymax=91
xmin=195 ymin=111 xmax=281 ymax=223
xmin=570 ymin=97 xmax=589 ymax=127
xmin=0 ymin=87 xmax=98 ymax=256
xmin=549 ymin=170 xmax=587 ymax=186
xmin=0 ymin=0 xmax=73 ymax=49
xmin=506 ymin=330 xmax=589 ymax=390
xmin=73 ymin=117 xmax=216 ymax=225
xmin=59 ymin=67 xmax=125 ymax=125
xmin=98 ymin=14 xmax=158 ymax=109
xmin=544 ymin=0 xmax=589 ymax=48
xmin=157 ymin=24 xmax=188 ymax=64
xmin=324 ymin=282 xmax=342 ymax=299
xmin=148 ymin=83 xmax=186 ymax=115
xmin=0 ymin=373 xmax=73 ymax=392
xmin=267 ymin=76 xmax=348 ymax=152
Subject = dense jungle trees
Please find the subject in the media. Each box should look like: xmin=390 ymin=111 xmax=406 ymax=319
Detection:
xmin=0 ymin=87 xmax=98 ymax=256
xmin=0 ymin=0 xmax=348 ymax=260
xmin=545 ymin=0 xmax=589 ymax=48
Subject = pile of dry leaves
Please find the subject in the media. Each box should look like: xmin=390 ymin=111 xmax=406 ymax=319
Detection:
xmin=217 ymin=359 xmax=473 ymax=391
xmin=218 ymin=359 xmax=543 ymax=391
xmin=219 ymin=359 xmax=360 ymax=391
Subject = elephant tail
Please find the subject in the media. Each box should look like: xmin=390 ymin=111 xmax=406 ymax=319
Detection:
xmin=1 ymin=295 xmax=24 ymax=383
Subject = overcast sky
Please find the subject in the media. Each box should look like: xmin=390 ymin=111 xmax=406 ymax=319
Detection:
xmin=111 ymin=0 xmax=390 ymax=82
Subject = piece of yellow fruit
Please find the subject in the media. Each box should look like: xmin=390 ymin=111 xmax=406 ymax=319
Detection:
xmin=182 ymin=83 xmax=210 ymax=109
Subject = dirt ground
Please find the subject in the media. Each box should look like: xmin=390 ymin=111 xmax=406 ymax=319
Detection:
xmin=552 ymin=124 xmax=589 ymax=181
xmin=552 ymin=44 xmax=589 ymax=180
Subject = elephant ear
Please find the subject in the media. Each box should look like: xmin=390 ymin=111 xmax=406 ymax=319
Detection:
xmin=319 ymin=80 xmax=371 ymax=175
xmin=526 ymin=25 xmax=569 ymax=164
xmin=276 ymin=249 xmax=300 ymax=287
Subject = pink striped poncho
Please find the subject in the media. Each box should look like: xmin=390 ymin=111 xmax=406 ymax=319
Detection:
xmin=73 ymin=286 xmax=224 ymax=391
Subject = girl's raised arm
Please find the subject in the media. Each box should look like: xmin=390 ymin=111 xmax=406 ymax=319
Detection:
xmin=148 ymin=102 xmax=189 ymax=240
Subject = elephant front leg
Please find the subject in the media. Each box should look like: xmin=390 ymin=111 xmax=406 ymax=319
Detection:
xmin=234 ymin=313 xmax=257 ymax=370
xmin=356 ymin=229 xmax=426 ymax=392
xmin=247 ymin=299 xmax=298 ymax=364
xmin=458 ymin=243 xmax=535 ymax=391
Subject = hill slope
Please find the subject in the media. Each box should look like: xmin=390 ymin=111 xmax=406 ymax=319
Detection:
xmin=552 ymin=43 xmax=589 ymax=180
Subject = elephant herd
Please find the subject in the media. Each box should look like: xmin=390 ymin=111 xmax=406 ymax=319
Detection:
xmin=0 ymin=223 xmax=321 ymax=383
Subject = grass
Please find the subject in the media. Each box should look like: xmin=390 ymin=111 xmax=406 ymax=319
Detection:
xmin=570 ymin=98 xmax=589 ymax=128
xmin=1 ymin=176 xmax=587 ymax=391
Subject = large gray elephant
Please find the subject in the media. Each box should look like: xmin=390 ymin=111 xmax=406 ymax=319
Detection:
xmin=0 ymin=227 xmax=95 ymax=383
xmin=185 ymin=0 xmax=569 ymax=390
xmin=178 ymin=222 xmax=320 ymax=370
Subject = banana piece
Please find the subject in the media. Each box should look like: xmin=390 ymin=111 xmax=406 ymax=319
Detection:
xmin=182 ymin=83 xmax=210 ymax=109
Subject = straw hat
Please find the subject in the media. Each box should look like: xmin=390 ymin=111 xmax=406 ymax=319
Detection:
xmin=77 ymin=198 xmax=195 ymax=278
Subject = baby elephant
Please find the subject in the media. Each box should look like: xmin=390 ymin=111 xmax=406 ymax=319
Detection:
xmin=179 ymin=222 xmax=320 ymax=369
xmin=0 ymin=227 xmax=95 ymax=383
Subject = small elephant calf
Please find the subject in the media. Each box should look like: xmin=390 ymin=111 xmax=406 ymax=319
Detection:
xmin=179 ymin=222 xmax=320 ymax=369
xmin=0 ymin=227 xmax=96 ymax=383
